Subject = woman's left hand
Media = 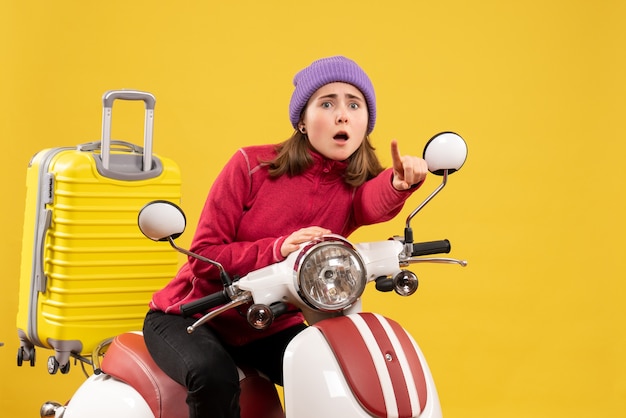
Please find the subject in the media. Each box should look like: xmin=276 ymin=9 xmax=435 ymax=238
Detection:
xmin=390 ymin=140 xmax=428 ymax=190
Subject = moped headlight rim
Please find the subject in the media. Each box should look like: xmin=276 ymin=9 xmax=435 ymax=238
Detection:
xmin=293 ymin=236 xmax=367 ymax=312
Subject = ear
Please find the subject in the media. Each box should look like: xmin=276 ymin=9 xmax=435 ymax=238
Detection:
xmin=299 ymin=124 xmax=307 ymax=134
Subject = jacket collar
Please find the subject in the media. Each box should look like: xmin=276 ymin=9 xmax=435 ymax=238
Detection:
xmin=308 ymin=149 xmax=349 ymax=177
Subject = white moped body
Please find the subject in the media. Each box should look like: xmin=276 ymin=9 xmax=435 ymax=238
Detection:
xmin=58 ymin=312 xmax=441 ymax=418
xmin=63 ymin=373 xmax=153 ymax=417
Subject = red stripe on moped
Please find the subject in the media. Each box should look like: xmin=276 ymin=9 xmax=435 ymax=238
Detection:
xmin=314 ymin=313 xmax=427 ymax=417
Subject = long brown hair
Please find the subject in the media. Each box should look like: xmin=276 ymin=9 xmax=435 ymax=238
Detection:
xmin=266 ymin=130 xmax=385 ymax=187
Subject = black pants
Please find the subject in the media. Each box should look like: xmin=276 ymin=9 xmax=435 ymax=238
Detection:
xmin=143 ymin=310 xmax=306 ymax=418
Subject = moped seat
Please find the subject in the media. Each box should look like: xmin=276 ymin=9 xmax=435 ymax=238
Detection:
xmin=101 ymin=332 xmax=284 ymax=418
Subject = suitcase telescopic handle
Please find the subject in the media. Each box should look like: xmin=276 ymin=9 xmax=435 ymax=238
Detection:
xmin=103 ymin=90 xmax=156 ymax=109
xmin=101 ymin=90 xmax=156 ymax=172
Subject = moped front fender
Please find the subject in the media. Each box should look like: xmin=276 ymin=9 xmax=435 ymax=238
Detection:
xmin=283 ymin=312 xmax=442 ymax=418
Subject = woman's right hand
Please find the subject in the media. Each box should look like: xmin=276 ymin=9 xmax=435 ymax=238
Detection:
xmin=281 ymin=226 xmax=331 ymax=257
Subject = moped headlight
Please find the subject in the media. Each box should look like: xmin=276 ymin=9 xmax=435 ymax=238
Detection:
xmin=294 ymin=236 xmax=366 ymax=311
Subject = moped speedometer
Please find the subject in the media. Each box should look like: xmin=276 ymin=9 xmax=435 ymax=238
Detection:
xmin=294 ymin=236 xmax=366 ymax=312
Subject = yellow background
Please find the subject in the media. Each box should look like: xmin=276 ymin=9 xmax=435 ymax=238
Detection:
xmin=1 ymin=0 xmax=625 ymax=416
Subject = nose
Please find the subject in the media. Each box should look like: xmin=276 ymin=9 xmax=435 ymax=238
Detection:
xmin=336 ymin=107 xmax=348 ymax=124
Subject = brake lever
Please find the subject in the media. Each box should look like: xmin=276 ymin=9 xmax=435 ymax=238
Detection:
xmin=186 ymin=292 xmax=253 ymax=334
xmin=401 ymin=257 xmax=468 ymax=267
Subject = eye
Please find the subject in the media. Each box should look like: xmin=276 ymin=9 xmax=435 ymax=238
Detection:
xmin=349 ymin=102 xmax=360 ymax=110
xmin=321 ymin=102 xmax=332 ymax=109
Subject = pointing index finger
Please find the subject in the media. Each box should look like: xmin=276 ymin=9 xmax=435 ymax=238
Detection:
xmin=391 ymin=139 xmax=403 ymax=171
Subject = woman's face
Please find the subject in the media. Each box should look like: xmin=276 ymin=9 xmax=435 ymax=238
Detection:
xmin=300 ymin=82 xmax=368 ymax=161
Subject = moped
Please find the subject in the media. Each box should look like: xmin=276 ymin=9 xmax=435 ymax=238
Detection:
xmin=41 ymin=131 xmax=468 ymax=418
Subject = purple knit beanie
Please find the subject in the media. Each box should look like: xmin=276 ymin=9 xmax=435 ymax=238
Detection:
xmin=289 ymin=56 xmax=376 ymax=134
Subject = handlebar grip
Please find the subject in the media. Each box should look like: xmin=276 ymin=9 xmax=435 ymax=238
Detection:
xmin=375 ymin=277 xmax=395 ymax=292
xmin=412 ymin=239 xmax=451 ymax=257
xmin=270 ymin=302 xmax=289 ymax=318
xmin=180 ymin=291 xmax=230 ymax=318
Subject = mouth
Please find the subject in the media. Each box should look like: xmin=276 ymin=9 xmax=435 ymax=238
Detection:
xmin=333 ymin=131 xmax=349 ymax=141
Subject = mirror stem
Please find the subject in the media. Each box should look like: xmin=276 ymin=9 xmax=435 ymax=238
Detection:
xmin=167 ymin=237 xmax=233 ymax=287
xmin=403 ymin=169 xmax=449 ymax=255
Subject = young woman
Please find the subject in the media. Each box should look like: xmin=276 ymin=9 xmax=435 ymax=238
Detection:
xmin=143 ymin=55 xmax=429 ymax=418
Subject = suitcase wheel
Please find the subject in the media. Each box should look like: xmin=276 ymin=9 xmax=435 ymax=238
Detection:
xmin=47 ymin=355 xmax=70 ymax=375
xmin=17 ymin=346 xmax=36 ymax=367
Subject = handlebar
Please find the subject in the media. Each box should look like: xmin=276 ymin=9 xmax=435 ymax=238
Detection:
xmin=180 ymin=239 xmax=457 ymax=318
xmin=180 ymin=290 xmax=230 ymax=317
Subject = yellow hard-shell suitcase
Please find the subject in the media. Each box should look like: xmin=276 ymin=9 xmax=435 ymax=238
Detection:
xmin=16 ymin=90 xmax=181 ymax=374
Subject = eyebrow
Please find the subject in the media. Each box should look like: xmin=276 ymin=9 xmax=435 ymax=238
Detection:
xmin=316 ymin=93 xmax=364 ymax=101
